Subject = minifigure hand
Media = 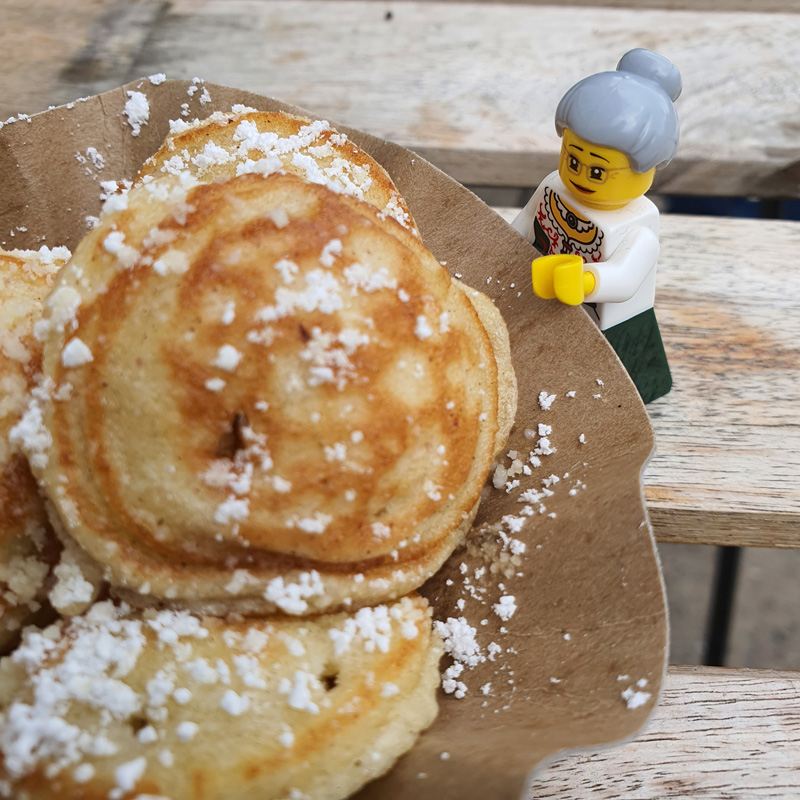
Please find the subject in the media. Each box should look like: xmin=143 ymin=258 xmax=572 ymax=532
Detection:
xmin=532 ymin=254 xmax=583 ymax=299
xmin=553 ymin=259 xmax=596 ymax=305
xmin=532 ymin=254 xmax=594 ymax=305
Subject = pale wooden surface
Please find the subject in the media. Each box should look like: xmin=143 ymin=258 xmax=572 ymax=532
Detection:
xmin=526 ymin=666 xmax=800 ymax=798
xmin=648 ymin=215 xmax=800 ymax=548
xmin=0 ymin=0 xmax=106 ymax=117
xmin=492 ymin=208 xmax=800 ymax=549
xmin=3 ymin=1 xmax=800 ymax=198
xmin=439 ymin=0 xmax=800 ymax=10
xmin=118 ymin=1 xmax=800 ymax=198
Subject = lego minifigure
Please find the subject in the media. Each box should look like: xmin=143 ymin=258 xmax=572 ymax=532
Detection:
xmin=512 ymin=49 xmax=681 ymax=404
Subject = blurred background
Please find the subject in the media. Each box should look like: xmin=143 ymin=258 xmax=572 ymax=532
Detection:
xmin=2 ymin=0 xmax=797 ymax=671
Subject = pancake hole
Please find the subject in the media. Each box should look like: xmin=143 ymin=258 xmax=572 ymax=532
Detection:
xmin=128 ymin=714 xmax=149 ymax=734
xmin=298 ymin=323 xmax=310 ymax=342
xmin=216 ymin=412 xmax=250 ymax=458
xmin=320 ymin=666 xmax=339 ymax=692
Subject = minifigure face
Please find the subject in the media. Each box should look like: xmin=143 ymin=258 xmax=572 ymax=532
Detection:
xmin=558 ymin=129 xmax=655 ymax=210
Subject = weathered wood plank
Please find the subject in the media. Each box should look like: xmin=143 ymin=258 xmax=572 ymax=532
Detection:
xmin=0 ymin=0 xmax=166 ymax=121
xmin=410 ymin=0 xmax=800 ymax=10
xmin=646 ymin=213 xmax=800 ymax=548
xmin=6 ymin=2 xmax=800 ymax=196
xmin=51 ymin=0 xmax=168 ymax=107
xmin=114 ymin=0 xmax=800 ymax=198
xmin=492 ymin=208 xmax=800 ymax=548
xmin=0 ymin=0 xmax=106 ymax=120
xmin=526 ymin=666 xmax=800 ymax=798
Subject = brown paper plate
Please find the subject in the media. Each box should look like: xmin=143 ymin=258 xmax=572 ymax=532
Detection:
xmin=0 ymin=79 xmax=667 ymax=800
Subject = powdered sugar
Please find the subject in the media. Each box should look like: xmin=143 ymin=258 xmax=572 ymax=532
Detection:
xmin=9 ymin=394 xmax=52 ymax=470
xmin=123 ymin=91 xmax=150 ymax=137
xmin=434 ymin=617 xmax=484 ymax=669
xmin=492 ymin=595 xmax=517 ymax=621
xmin=538 ymin=391 xmax=556 ymax=410
xmin=211 ymin=344 xmax=243 ymax=372
xmin=220 ymin=689 xmax=250 ymax=716
xmin=112 ymin=757 xmax=147 ymax=798
xmin=61 ymin=337 xmax=93 ymax=367
xmin=286 ymin=512 xmax=332 ymax=535
xmin=103 ymin=230 xmax=139 ymax=269
xmin=329 ymin=604 xmax=397 ymax=656
xmin=263 ymin=571 xmax=325 ymax=615
xmin=621 ymin=685 xmax=652 ymax=710
xmin=0 ymin=602 xmax=147 ymax=779
xmin=280 ymin=671 xmax=319 ymax=715
xmin=414 ymin=315 xmax=433 ymax=340
xmin=48 ymin=549 xmax=96 ymax=614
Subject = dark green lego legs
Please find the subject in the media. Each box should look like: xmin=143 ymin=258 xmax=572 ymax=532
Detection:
xmin=603 ymin=307 xmax=672 ymax=404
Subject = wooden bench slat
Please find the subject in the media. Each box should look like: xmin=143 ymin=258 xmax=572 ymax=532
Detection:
xmin=46 ymin=0 xmax=800 ymax=199
xmin=644 ymin=213 xmax=800 ymax=548
xmin=526 ymin=665 xmax=800 ymax=798
xmin=492 ymin=208 xmax=800 ymax=548
xmin=441 ymin=0 xmax=800 ymax=11
xmin=0 ymin=0 xmax=108 ymax=121
xmin=8 ymin=1 xmax=798 ymax=198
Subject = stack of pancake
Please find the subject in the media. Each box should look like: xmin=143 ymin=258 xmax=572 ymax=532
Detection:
xmin=0 ymin=247 xmax=68 ymax=652
xmin=0 ymin=110 xmax=516 ymax=800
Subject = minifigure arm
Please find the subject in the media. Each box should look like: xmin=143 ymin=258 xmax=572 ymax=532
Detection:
xmin=510 ymin=185 xmax=546 ymax=240
xmin=584 ymin=227 xmax=659 ymax=304
xmin=510 ymin=195 xmax=536 ymax=238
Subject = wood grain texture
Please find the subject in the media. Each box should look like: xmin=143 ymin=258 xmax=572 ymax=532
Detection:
xmin=51 ymin=0 xmax=168 ymax=106
xmin=649 ymin=214 xmax=800 ymax=548
xmin=116 ymin=0 xmax=800 ymax=198
xmin=0 ymin=0 xmax=106 ymax=120
xmin=5 ymin=2 xmax=800 ymax=195
xmin=415 ymin=0 xmax=800 ymax=10
xmin=492 ymin=208 xmax=800 ymax=548
xmin=526 ymin=666 xmax=800 ymax=798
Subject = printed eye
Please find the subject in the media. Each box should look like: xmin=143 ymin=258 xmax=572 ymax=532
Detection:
xmin=588 ymin=166 xmax=606 ymax=182
xmin=568 ymin=156 xmax=580 ymax=173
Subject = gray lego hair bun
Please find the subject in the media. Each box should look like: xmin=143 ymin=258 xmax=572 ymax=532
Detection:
xmin=617 ymin=48 xmax=682 ymax=102
xmin=554 ymin=49 xmax=682 ymax=173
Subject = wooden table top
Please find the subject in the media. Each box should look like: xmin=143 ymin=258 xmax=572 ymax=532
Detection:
xmin=6 ymin=0 xmax=800 ymax=199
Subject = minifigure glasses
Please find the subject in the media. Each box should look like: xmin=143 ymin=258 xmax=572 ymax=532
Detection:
xmin=559 ymin=129 xmax=655 ymax=208
xmin=563 ymin=151 xmax=628 ymax=184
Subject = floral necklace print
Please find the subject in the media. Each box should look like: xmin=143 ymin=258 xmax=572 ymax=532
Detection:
xmin=533 ymin=187 xmax=604 ymax=262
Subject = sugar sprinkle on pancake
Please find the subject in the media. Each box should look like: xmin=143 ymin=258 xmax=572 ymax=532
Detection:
xmin=137 ymin=109 xmax=419 ymax=236
xmin=0 ymin=247 xmax=69 ymax=652
xmin=24 ymin=172 xmax=505 ymax=615
xmin=0 ymin=594 xmax=441 ymax=800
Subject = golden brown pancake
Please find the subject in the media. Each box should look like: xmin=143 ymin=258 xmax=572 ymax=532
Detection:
xmin=453 ymin=278 xmax=517 ymax=456
xmin=0 ymin=594 xmax=441 ymax=800
xmin=27 ymin=171 xmax=504 ymax=615
xmin=0 ymin=247 xmax=68 ymax=652
xmin=137 ymin=109 xmax=419 ymax=235
xmin=137 ymin=108 xmax=516 ymax=454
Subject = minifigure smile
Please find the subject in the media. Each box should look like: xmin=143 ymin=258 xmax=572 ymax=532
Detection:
xmin=570 ymin=181 xmax=595 ymax=195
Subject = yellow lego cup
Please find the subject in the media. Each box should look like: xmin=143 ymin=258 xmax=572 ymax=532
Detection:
xmin=532 ymin=253 xmax=595 ymax=305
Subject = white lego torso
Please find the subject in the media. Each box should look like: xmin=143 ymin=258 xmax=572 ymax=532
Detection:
xmin=512 ymin=171 xmax=660 ymax=330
